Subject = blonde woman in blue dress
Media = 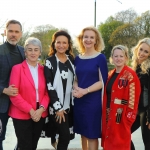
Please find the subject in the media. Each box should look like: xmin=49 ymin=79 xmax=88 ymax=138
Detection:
xmin=73 ymin=27 xmax=108 ymax=150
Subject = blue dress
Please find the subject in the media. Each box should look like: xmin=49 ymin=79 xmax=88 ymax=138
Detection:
xmin=73 ymin=53 xmax=108 ymax=138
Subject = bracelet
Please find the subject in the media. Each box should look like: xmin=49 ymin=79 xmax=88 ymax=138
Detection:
xmin=40 ymin=105 xmax=45 ymax=111
xmin=87 ymin=87 xmax=90 ymax=93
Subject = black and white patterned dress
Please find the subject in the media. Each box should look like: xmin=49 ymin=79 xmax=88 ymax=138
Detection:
xmin=41 ymin=54 xmax=75 ymax=142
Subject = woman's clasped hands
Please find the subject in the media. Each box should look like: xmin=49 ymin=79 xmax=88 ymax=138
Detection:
xmin=72 ymin=86 xmax=88 ymax=98
xmin=29 ymin=107 xmax=44 ymax=122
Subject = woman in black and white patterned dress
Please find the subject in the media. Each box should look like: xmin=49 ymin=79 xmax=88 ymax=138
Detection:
xmin=44 ymin=30 xmax=75 ymax=150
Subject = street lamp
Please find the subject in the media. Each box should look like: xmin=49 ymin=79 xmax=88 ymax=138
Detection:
xmin=94 ymin=0 xmax=122 ymax=27
xmin=1 ymin=33 xmax=4 ymax=43
xmin=94 ymin=0 xmax=96 ymax=27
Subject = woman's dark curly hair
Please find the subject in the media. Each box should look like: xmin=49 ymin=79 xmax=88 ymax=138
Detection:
xmin=48 ymin=30 xmax=74 ymax=58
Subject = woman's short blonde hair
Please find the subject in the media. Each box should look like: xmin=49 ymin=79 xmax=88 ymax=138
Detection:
xmin=109 ymin=45 xmax=129 ymax=65
xmin=76 ymin=26 xmax=105 ymax=54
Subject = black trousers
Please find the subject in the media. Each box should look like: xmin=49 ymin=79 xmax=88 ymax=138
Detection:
xmin=131 ymin=110 xmax=150 ymax=150
xmin=13 ymin=117 xmax=45 ymax=150
xmin=50 ymin=113 xmax=70 ymax=150
xmin=0 ymin=112 xmax=9 ymax=150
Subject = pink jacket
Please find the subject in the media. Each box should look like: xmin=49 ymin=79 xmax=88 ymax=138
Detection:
xmin=9 ymin=60 xmax=50 ymax=119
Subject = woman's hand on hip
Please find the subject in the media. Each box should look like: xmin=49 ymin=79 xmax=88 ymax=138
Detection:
xmin=55 ymin=110 xmax=67 ymax=124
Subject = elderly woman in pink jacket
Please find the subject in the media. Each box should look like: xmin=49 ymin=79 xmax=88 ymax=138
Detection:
xmin=9 ymin=37 xmax=50 ymax=150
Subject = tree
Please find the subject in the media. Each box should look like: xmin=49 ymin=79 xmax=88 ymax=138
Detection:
xmin=109 ymin=23 xmax=138 ymax=50
xmin=30 ymin=24 xmax=58 ymax=60
xmin=73 ymin=46 xmax=79 ymax=56
xmin=98 ymin=16 xmax=123 ymax=59
xmin=0 ymin=19 xmax=8 ymax=44
xmin=0 ymin=19 xmax=8 ymax=29
xmin=17 ymin=22 xmax=33 ymax=46
xmin=114 ymin=8 xmax=137 ymax=24
xmin=18 ymin=28 xmax=32 ymax=46
xmin=109 ymin=10 xmax=150 ymax=52
xmin=134 ymin=10 xmax=150 ymax=38
xmin=98 ymin=9 xmax=139 ymax=58
xmin=98 ymin=9 xmax=150 ymax=58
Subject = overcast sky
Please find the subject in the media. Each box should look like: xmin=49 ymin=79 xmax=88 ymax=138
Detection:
xmin=0 ymin=0 xmax=149 ymax=42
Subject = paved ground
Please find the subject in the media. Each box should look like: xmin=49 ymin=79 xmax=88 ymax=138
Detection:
xmin=4 ymin=118 xmax=144 ymax=150
xmin=38 ymin=149 xmax=85 ymax=150
xmin=38 ymin=149 xmax=82 ymax=150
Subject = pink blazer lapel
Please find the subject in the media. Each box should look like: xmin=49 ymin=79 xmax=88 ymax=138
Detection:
xmin=22 ymin=61 xmax=35 ymax=88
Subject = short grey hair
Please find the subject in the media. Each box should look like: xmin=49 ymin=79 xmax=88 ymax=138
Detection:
xmin=24 ymin=37 xmax=42 ymax=52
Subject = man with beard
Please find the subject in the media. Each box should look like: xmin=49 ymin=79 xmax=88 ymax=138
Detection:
xmin=0 ymin=20 xmax=25 ymax=150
